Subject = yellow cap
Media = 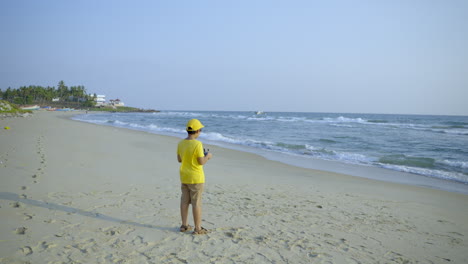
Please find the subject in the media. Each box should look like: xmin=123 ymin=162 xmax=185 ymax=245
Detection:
xmin=186 ymin=119 xmax=204 ymax=132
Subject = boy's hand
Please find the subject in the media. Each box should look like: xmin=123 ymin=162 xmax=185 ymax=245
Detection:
xmin=198 ymin=152 xmax=212 ymax=165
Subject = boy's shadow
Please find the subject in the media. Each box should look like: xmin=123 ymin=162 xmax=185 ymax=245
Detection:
xmin=0 ymin=192 xmax=175 ymax=232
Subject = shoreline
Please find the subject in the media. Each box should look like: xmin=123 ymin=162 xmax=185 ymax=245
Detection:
xmin=71 ymin=111 xmax=468 ymax=195
xmin=1 ymin=111 xmax=467 ymax=263
xmin=234 ymin=144 xmax=468 ymax=195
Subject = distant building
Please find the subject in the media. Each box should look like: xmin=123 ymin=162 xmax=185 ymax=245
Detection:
xmin=52 ymin=98 xmax=60 ymax=102
xmin=109 ymin=99 xmax=125 ymax=107
xmin=95 ymin=95 xmax=106 ymax=106
xmin=68 ymin=96 xmax=87 ymax=102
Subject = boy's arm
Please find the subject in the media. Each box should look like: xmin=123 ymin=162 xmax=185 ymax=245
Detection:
xmin=177 ymin=143 xmax=182 ymax=163
xmin=197 ymin=152 xmax=212 ymax=165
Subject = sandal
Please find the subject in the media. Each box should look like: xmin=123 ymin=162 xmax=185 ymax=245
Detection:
xmin=192 ymin=227 xmax=209 ymax=235
xmin=180 ymin=225 xmax=193 ymax=232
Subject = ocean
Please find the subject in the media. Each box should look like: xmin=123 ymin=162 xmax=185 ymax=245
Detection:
xmin=72 ymin=111 xmax=468 ymax=189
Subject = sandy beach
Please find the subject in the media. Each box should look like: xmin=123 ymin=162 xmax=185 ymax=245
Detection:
xmin=1 ymin=111 xmax=467 ymax=264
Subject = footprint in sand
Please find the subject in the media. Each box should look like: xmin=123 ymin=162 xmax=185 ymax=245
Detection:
xmin=436 ymin=256 xmax=452 ymax=262
xmin=101 ymin=228 xmax=120 ymax=236
xmin=20 ymin=246 xmax=33 ymax=256
xmin=23 ymin=213 xmax=33 ymax=220
xmin=448 ymin=231 xmax=464 ymax=237
xmin=39 ymin=241 xmax=57 ymax=250
xmin=33 ymin=172 xmax=40 ymax=183
xmin=10 ymin=202 xmax=21 ymax=208
xmin=15 ymin=227 xmax=27 ymax=235
xmin=44 ymin=219 xmax=56 ymax=224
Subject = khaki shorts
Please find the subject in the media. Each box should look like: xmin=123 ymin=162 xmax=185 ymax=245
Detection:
xmin=181 ymin=183 xmax=204 ymax=207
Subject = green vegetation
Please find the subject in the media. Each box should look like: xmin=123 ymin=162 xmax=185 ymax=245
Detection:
xmin=0 ymin=100 xmax=31 ymax=114
xmin=1 ymin=81 xmax=158 ymax=112
xmin=0 ymin=81 xmax=95 ymax=108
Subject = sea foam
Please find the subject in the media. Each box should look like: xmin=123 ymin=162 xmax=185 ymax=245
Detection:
xmin=72 ymin=111 xmax=468 ymax=185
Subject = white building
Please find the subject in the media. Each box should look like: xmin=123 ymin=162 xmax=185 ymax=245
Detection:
xmin=109 ymin=99 xmax=125 ymax=107
xmin=95 ymin=95 xmax=106 ymax=106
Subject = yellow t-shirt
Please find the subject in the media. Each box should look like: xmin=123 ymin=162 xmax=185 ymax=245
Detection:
xmin=177 ymin=139 xmax=205 ymax=184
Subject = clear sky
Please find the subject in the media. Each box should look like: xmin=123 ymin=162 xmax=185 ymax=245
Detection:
xmin=1 ymin=0 xmax=467 ymax=115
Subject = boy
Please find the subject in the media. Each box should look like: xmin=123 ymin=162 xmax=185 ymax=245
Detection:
xmin=177 ymin=119 xmax=213 ymax=235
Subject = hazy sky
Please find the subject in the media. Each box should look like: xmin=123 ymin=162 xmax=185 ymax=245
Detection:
xmin=1 ymin=0 xmax=467 ymax=115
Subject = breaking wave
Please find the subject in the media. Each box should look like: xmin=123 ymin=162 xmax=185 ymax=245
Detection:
xmin=72 ymin=111 xmax=468 ymax=185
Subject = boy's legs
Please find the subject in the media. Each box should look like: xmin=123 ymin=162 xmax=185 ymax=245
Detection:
xmin=180 ymin=184 xmax=191 ymax=227
xmin=181 ymin=204 xmax=190 ymax=226
xmin=188 ymin=184 xmax=204 ymax=231
xmin=193 ymin=205 xmax=202 ymax=231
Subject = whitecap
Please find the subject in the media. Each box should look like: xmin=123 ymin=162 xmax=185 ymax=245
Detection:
xmin=440 ymin=160 xmax=468 ymax=170
xmin=377 ymin=164 xmax=468 ymax=184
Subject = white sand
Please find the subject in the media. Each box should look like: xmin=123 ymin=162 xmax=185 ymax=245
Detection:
xmin=1 ymin=111 xmax=467 ymax=263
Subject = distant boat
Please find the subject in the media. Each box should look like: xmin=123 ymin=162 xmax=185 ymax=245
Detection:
xmin=41 ymin=106 xmax=57 ymax=111
xmin=255 ymin=111 xmax=265 ymax=115
xmin=20 ymin=105 xmax=40 ymax=110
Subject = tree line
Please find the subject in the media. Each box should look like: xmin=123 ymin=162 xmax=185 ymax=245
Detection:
xmin=0 ymin=81 xmax=96 ymax=107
